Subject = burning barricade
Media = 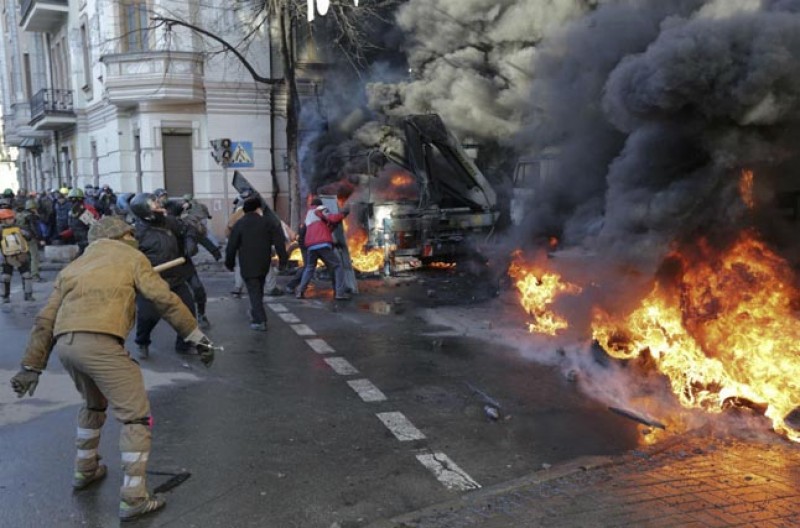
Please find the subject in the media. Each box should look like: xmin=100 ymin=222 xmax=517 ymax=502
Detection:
xmin=508 ymin=173 xmax=800 ymax=443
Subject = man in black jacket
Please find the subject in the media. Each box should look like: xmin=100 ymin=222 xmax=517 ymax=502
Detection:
xmin=225 ymin=198 xmax=288 ymax=331
xmin=129 ymin=193 xmax=196 ymax=356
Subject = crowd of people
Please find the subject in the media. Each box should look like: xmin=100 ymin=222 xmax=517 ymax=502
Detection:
xmin=5 ymin=181 xmax=354 ymax=522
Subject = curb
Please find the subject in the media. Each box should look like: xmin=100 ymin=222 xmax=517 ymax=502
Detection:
xmin=367 ymin=455 xmax=614 ymax=528
xmin=367 ymin=428 xmax=707 ymax=528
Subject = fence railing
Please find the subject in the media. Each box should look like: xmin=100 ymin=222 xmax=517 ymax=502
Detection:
xmin=30 ymin=88 xmax=74 ymax=122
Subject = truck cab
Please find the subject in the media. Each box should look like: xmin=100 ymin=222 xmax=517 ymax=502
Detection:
xmin=510 ymin=150 xmax=559 ymax=226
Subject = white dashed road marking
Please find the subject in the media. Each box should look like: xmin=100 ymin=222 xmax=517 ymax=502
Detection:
xmin=416 ymin=452 xmax=481 ymax=491
xmin=290 ymin=324 xmax=316 ymax=336
xmin=347 ymin=379 xmax=387 ymax=402
xmin=306 ymin=338 xmax=335 ymax=354
xmin=278 ymin=313 xmax=301 ymax=323
xmin=286 ymin=302 xmax=478 ymax=493
xmin=376 ymin=412 xmax=426 ymax=441
xmin=324 ymin=357 xmax=359 ymax=376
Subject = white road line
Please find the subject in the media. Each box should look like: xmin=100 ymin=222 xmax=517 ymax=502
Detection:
xmin=347 ymin=379 xmax=387 ymax=402
xmin=376 ymin=412 xmax=426 ymax=441
xmin=278 ymin=313 xmax=301 ymax=323
xmin=267 ymin=303 xmax=288 ymax=313
xmin=306 ymin=338 xmax=335 ymax=354
xmin=291 ymin=324 xmax=316 ymax=336
xmin=416 ymin=452 xmax=481 ymax=491
xmin=323 ymin=357 xmax=359 ymax=376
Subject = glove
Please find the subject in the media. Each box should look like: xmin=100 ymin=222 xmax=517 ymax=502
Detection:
xmin=340 ymin=207 xmax=351 ymax=216
xmin=196 ymin=337 xmax=215 ymax=367
xmin=212 ymin=250 xmax=222 ymax=261
xmin=185 ymin=328 xmax=215 ymax=367
xmin=11 ymin=368 xmax=40 ymax=398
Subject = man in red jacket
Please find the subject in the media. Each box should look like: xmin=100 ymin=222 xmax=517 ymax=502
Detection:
xmin=295 ymin=198 xmax=350 ymax=300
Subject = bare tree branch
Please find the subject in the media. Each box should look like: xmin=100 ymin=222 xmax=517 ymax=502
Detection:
xmin=151 ymin=15 xmax=281 ymax=84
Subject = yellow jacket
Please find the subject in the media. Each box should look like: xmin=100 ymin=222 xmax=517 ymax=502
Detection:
xmin=21 ymin=238 xmax=197 ymax=371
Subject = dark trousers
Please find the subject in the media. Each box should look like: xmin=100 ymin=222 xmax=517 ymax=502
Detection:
xmin=135 ymin=281 xmax=195 ymax=351
xmin=187 ymin=271 xmax=207 ymax=315
xmin=244 ymin=275 xmax=267 ymax=324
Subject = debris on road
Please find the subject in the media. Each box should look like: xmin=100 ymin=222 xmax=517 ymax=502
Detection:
xmin=608 ymin=406 xmax=666 ymax=429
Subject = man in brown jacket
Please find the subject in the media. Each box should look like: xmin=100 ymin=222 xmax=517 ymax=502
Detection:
xmin=9 ymin=216 xmax=216 ymax=522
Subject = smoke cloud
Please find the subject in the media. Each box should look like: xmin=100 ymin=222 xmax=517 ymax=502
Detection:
xmin=518 ymin=0 xmax=800 ymax=272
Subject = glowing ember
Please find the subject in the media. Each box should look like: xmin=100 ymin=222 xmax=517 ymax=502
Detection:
xmin=739 ymin=169 xmax=755 ymax=209
xmin=289 ymin=247 xmax=304 ymax=266
xmin=391 ymin=173 xmax=415 ymax=187
xmin=508 ymin=251 xmax=582 ymax=335
xmin=592 ymin=231 xmax=800 ymax=442
xmin=344 ymin=220 xmax=384 ymax=273
xmin=428 ymin=262 xmax=457 ymax=269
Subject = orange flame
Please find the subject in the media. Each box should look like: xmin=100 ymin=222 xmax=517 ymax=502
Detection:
xmin=344 ymin=220 xmax=384 ymax=273
xmin=739 ymin=169 xmax=755 ymax=209
xmin=391 ymin=173 xmax=415 ymax=187
xmin=508 ymin=251 xmax=582 ymax=335
xmin=289 ymin=247 xmax=304 ymax=266
xmin=592 ymin=231 xmax=800 ymax=441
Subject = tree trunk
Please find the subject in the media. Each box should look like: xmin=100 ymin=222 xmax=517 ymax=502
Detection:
xmin=279 ymin=6 xmax=302 ymax=231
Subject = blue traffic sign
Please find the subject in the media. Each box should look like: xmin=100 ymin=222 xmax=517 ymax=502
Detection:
xmin=228 ymin=141 xmax=254 ymax=168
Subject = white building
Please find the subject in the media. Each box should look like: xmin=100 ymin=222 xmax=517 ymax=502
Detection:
xmin=0 ymin=0 xmax=306 ymax=236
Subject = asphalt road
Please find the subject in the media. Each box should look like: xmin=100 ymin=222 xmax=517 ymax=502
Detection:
xmin=0 ymin=270 xmax=640 ymax=527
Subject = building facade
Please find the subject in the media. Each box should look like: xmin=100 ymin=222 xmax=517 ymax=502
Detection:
xmin=0 ymin=0 xmax=294 ymax=236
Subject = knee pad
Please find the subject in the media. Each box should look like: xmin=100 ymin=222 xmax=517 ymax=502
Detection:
xmin=21 ymin=271 xmax=32 ymax=280
xmin=1 ymin=274 xmax=10 ymax=283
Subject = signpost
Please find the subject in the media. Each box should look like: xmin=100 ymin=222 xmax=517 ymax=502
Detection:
xmin=210 ymin=138 xmax=233 ymax=229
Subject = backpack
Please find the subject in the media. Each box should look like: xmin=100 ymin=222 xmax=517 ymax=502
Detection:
xmin=1 ymin=226 xmax=28 ymax=257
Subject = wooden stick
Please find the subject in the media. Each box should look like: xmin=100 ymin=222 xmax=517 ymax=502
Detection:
xmin=153 ymin=257 xmax=186 ymax=273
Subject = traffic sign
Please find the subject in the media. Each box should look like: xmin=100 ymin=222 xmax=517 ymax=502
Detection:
xmin=228 ymin=141 xmax=254 ymax=168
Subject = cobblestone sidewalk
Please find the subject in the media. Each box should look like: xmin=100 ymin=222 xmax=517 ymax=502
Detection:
xmin=372 ymin=431 xmax=800 ymax=528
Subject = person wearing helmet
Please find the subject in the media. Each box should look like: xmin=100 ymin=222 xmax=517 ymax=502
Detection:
xmin=164 ymin=199 xmax=220 ymax=330
xmin=152 ymin=188 xmax=169 ymax=208
xmin=96 ymin=184 xmax=117 ymax=216
xmin=183 ymin=193 xmax=218 ymax=247
xmin=129 ymin=193 xmax=197 ymax=358
xmin=36 ymin=190 xmax=55 ymax=244
xmin=54 ymin=189 xmax=72 ymax=243
xmin=0 ymin=207 xmax=34 ymax=302
xmin=17 ymin=199 xmax=45 ymax=282
xmin=62 ymin=188 xmax=100 ymax=255
xmin=114 ymin=192 xmax=136 ymax=223
xmin=10 ymin=215 xmax=217 ymax=522
xmin=13 ymin=188 xmax=28 ymax=211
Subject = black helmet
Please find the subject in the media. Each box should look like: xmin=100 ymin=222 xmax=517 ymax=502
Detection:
xmin=129 ymin=193 xmax=163 ymax=222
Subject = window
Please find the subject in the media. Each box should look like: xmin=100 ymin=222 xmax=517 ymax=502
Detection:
xmin=22 ymin=53 xmax=32 ymax=100
xmin=122 ymin=0 xmax=149 ymax=52
xmin=80 ymin=22 xmax=92 ymax=92
xmin=53 ymin=41 xmax=64 ymax=90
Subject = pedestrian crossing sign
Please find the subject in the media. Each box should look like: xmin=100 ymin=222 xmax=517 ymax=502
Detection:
xmin=228 ymin=141 xmax=254 ymax=168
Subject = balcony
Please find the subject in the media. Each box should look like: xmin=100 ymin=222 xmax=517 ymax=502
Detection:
xmin=100 ymin=51 xmax=204 ymax=107
xmin=19 ymin=0 xmax=68 ymax=33
xmin=29 ymin=88 xmax=76 ymax=131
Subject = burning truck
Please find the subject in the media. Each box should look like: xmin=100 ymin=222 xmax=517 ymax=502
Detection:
xmin=346 ymin=114 xmax=500 ymax=274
